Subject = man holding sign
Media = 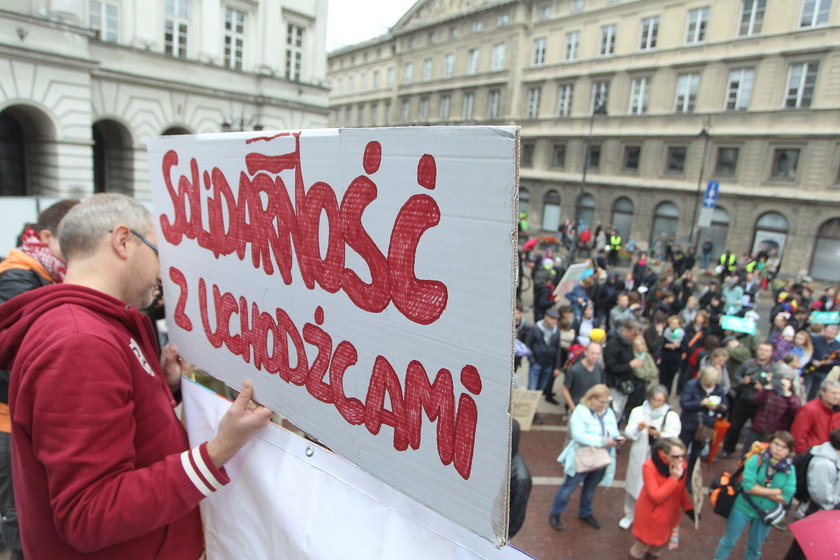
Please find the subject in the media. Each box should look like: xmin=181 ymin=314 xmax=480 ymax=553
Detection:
xmin=0 ymin=194 xmax=271 ymax=560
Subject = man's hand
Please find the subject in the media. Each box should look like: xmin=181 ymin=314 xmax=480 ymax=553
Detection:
xmin=160 ymin=344 xmax=186 ymax=392
xmin=207 ymin=381 xmax=273 ymax=468
xmin=553 ymin=368 xmax=562 ymax=378
xmin=630 ymin=357 xmax=643 ymax=369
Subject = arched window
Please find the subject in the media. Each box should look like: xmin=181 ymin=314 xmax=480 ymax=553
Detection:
xmin=0 ymin=111 xmax=26 ymax=196
xmin=519 ymin=187 xmax=530 ymax=217
xmin=810 ymin=218 xmax=840 ymax=281
xmin=697 ymin=206 xmax=730 ymax=256
xmin=752 ymin=211 xmax=789 ymax=260
xmin=651 ymin=201 xmax=679 ymax=244
xmin=610 ymin=197 xmax=634 ymax=240
xmin=575 ymin=193 xmax=596 ymax=231
xmin=92 ymin=120 xmax=134 ymax=195
xmin=541 ymin=189 xmax=561 ymax=231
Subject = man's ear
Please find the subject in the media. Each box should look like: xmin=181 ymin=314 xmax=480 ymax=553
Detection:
xmin=37 ymin=228 xmax=54 ymax=244
xmin=110 ymin=225 xmax=132 ymax=260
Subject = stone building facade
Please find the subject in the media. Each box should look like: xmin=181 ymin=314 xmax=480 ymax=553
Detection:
xmin=0 ymin=0 xmax=329 ymax=206
xmin=327 ymin=0 xmax=840 ymax=280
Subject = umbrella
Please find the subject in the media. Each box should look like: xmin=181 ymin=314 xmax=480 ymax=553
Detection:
xmin=707 ymin=417 xmax=731 ymax=464
xmin=522 ymin=238 xmax=538 ymax=251
xmin=789 ymin=509 xmax=840 ymax=560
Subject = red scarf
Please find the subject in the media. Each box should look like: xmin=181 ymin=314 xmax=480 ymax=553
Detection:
xmin=19 ymin=226 xmax=66 ymax=283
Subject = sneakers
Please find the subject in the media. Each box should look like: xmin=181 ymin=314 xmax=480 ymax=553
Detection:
xmin=549 ymin=514 xmax=563 ymax=531
xmin=580 ymin=515 xmax=601 ymax=529
xmin=618 ymin=516 xmax=633 ymax=530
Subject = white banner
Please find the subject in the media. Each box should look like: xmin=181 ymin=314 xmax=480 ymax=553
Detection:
xmin=182 ymin=378 xmax=534 ymax=560
xmin=148 ymin=127 xmax=518 ymax=541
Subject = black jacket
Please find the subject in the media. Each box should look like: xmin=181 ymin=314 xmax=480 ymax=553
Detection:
xmin=0 ymin=269 xmax=50 ymax=304
xmin=603 ymin=334 xmax=635 ymax=387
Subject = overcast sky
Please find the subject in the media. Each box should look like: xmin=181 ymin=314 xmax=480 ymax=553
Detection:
xmin=327 ymin=0 xmax=418 ymax=52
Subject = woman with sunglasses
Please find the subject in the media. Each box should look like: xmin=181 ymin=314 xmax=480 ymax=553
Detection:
xmin=713 ymin=431 xmax=797 ymax=560
xmin=549 ymin=384 xmax=621 ymax=532
xmin=629 ymin=438 xmax=694 ymax=559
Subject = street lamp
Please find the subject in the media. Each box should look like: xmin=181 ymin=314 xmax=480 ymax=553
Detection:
xmin=576 ymin=101 xmax=607 ymax=225
xmin=221 ymin=107 xmax=263 ymax=132
xmin=689 ymin=118 xmax=712 ymax=246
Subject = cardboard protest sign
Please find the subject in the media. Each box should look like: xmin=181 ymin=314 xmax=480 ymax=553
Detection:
xmin=552 ymin=263 xmax=591 ymax=303
xmin=511 ymin=389 xmax=542 ymax=431
xmin=182 ymin=379 xmax=532 ymax=560
xmin=147 ymin=127 xmax=518 ymax=542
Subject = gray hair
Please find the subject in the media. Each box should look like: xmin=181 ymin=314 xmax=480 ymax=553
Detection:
xmin=58 ymin=193 xmax=154 ymax=261
xmin=647 ymin=384 xmax=669 ymax=401
xmin=821 ymin=379 xmax=840 ymax=391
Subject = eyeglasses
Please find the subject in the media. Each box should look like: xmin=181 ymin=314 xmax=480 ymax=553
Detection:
xmin=109 ymin=228 xmax=158 ymax=256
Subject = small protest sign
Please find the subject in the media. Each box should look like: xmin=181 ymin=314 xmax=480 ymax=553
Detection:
xmin=810 ymin=311 xmax=839 ymax=325
xmin=147 ymin=127 xmax=518 ymax=542
xmin=720 ymin=315 xmax=757 ymax=335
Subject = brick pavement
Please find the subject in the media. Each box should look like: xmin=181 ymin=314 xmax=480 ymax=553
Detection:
xmin=509 ymin=410 xmax=798 ymax=560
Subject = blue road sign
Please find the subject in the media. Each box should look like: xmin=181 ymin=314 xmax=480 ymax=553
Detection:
xmin=703 ymin=181 xmax=720 ymax=208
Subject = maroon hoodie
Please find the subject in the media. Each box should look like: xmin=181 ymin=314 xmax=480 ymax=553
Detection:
xmin=0 ymin=284 xmax=228 ymax=560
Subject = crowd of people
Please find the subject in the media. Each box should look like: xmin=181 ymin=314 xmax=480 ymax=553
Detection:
xmin=515 ymin=231 xmax=840 ymax=558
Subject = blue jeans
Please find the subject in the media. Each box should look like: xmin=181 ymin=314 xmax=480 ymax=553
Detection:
xmin=549 ymin=467 xmax=606 ymax=518
xmin=528 ymin=362 xmax=553 ymax=391
xmin=701 ymin=253 xmax=711 ymax=269
xmin=713 ymin=506 xmax=772 ymax=560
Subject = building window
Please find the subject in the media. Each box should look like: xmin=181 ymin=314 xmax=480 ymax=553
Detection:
xmin=400 ymin=99 xmax=411 ymax=122
xmin=565 ymin=31 xmax=580 ymax=60
xmin=498 ymin=13 xmax=510 ymax=25
xmin=651 ymin=202 xmax=680 ymax=244
xmin=521 ymin=142 xmax=535 ymax=168
xmin=450 ymin=26 xmax=459 ymax=39
xmin=526 ymin=87 xmax=541 ymax=119
xmin=576 ymin=194 xmax=596 ymax=229
xmin=372 ymin=70 xmax=380 ymax=89
xmin=387 ymin=67 xmax=395 ymax=87
xmin=588 ymin=145 xmax=601 ymax=169
xmin=422 ymin=58 xmax=432 ymax=81
xmin=556 ymin=83 xmax=574 ymax=117
xmin=629 ymin=77 xmax=650 ymax=114
xmin=472 ymin=19 xmax=483 ymax=32
xmin=532 ymin=38 xmax=546 ymax=66
xmin=726 ymin=68 xmax=755 ymax=111
xmin=164 ymin=0 xmax=189 ymax=58
xmin=540 ymin=5 xmax=551 ymax=19
xmin=223 ymin=7 xmax=245 ymax=70
xmin=488 ymin=89 xmax=501 ymax=119
xmin=359 ymin=73 xmax=367 ymax=92
xmin=639 ymin=16 xmax=659 ymax=50
xmin=715 ymin=148 xmax=739 ymax=176
xmin=90 ymin=0 xmax=119 ymax=42
xmin=443 ymin=54 xmax=454 ymax=77
xmin=344 ymin=106 xmax=351 ymax=125
xmin=771 ymin=149 xmax=800 ymax=179
xmin=467 ymin=49 xmax=479 ymax=74
xmin=572 ymin=0 xmax=584 ymax=11
xmin=419 ymin=97 xmax=429 ymax=121
xmin=383 ymin=101 xmax=391 ymax=125
xmin=592 ymin=80 xmax=609 ymax=113
xmin=738 ymin=0 xmax=766 ymax=36
xmin=492 ymin=43 xmax=506 ymax=70
xmin=611 ymin=197 xmax=635 ymax=240
xmin=335 ymin=78 xmax=343 ymax=95
xmin=440 ymin=94 xmax=451 ymax=121
xmin=599 ymin=24 xmax=617 ymax=56
xmin=800 ymin=0 xmax=832 ymax=27
xmin=784 ymin=62 xmax=819 ymax=108
xmin=370 ymin=103 xmax=378 ymax=126
xmin=520 ymin=188 xmax=531 ymax=216
xmin=403 ymin=62 xmax=413 ymax=84
xmin=552 ymin=144 xmax=566 ymax=167
xmin=685 ymin=7 xmax=709 ymax=44
xmin=463 ymin=92 xmax=475 ymax=120
xmin=675 ymin=73 xmax=700 ymax=113
xmin=357 ymin=105 xmax=365 ymax=127
xmin=285 ymin=23 xmax=304 ymax=81
xmin=666 ymin=146 xmax=687 ymax=173
xmin=542 ymin=190 xmax=561 ymax=231
xmin=624 ymin=146 xmax=641 ymax=170
xmin=407 ymin=36 xmax=416 ymax=48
